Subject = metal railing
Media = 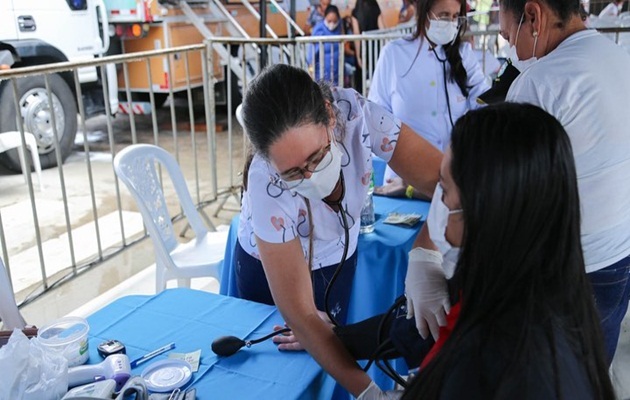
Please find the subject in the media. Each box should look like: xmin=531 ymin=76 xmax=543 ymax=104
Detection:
xmin=0 ymin=44 xmax=243 ymax=309
xmin=2 ymin=23 xmax=630 ymax=314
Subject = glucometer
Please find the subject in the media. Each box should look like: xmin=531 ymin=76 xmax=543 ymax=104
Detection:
xmin=97 ymin=339 xmax=126 ymax=358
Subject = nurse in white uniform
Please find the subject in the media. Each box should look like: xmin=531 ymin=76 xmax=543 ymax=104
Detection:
xmin=369 ymin=0 xmax=489 ymax=198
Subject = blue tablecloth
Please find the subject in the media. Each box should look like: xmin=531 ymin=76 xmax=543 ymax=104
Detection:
xmin=85 ymin=289 xmax=335 ymax=399
xmin=219 ymin=196 xmax=429 ymax=323
xmin=219 ymin=195 xmax=430 ymax=393
xmin=372 ymin=156 xmax=387 ymax=187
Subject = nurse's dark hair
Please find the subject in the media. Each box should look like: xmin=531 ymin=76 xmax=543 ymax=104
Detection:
xmin=500 ymin=0 xmax=581 ymax=23
xmin=402 ymin=103 xmax=614 ymax=399
xmin=409 ymin=0 xmax=469 ymax=97
xmin=240 ymin=64 xmax=339 ymax=189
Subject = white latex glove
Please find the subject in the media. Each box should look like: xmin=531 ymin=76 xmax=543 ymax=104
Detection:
xmin=405 ymin=247 xmax=451 ymax=341
xmin=356 ymin=381 xmax=403 ymax=400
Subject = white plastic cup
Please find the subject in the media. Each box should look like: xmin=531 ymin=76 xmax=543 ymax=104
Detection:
xmin=38 ymin=316 xmax=90 ymax=367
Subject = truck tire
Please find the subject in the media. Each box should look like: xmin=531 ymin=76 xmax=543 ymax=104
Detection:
xmin=0 ymin=74 xmax=77 ymax=172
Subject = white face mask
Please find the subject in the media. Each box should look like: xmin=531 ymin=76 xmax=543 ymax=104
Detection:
xmin=506 ymin=13 xmax=538 ymax=72
xmin=427 ymin=183 xmax=462 ymax=278
xmin=426 ymin=17 xmax=459 ymax=46
xmin=291 ymin=140 xmax=342 ymax=200
xmin=325 ymin=21 xmax=339 ymax=31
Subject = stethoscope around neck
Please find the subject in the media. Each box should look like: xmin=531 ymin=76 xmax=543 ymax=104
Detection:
xmin=430 ymin=45 xmax=455 ymax=128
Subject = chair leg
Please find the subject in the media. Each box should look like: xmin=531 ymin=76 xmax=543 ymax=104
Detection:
xmin=155 ymin=264 xmax=167 ymax=293
xmin=25 ymin=135 xmax=43 ymax=191
xmin=17 ymin=144 xmax=27 ymax=184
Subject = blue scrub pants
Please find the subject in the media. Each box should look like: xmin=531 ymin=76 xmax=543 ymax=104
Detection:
xmin=234 ymin=239 xmax=358 ymax=325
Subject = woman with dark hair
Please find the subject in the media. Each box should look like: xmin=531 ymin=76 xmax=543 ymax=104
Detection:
xmin=235 ymin=64 xmax=441 ymax=398
xmin=351 ymin=0 xmax=385 ymax=93
xmin=400 ymin=103 xmax=615 ymax=398
xmin=500 ymin=0 xmax=630 ymax=365
xmin=369 ymin=0 xmax=489 ymax=199
xmin=307 ymin=5 xmax=343 ymax=85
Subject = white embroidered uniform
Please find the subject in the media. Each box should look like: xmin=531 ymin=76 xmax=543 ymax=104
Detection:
xmin=238 ymin=88 xmax=402 ymax=269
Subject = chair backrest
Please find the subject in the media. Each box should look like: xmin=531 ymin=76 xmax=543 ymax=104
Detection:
xmin=113 ymin=144 xmax=209 ymax=255
xmin=236 ymin=104 xmax=245 ymax=128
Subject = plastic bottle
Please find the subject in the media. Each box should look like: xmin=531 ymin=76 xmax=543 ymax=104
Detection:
xmin=360 ymin=171 xmax=375 ymax=234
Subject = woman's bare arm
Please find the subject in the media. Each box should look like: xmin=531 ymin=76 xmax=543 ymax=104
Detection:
xmin=256 ymin=236 xmax=372 ymax=397
xmin=388 ymin=123 xmax=442 ymax=199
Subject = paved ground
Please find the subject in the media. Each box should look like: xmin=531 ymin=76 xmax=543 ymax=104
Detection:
xmin=1 ymin=101 xmax=244 ymax=304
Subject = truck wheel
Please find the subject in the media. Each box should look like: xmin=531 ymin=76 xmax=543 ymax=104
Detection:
xmin=0 ymin=74 xmax=77 ymax=172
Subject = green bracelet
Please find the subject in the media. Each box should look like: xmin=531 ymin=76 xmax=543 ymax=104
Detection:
xmin=405 ymin=185 xmax=414 ymax=199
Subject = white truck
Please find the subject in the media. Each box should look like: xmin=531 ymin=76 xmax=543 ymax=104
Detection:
xmin=0 ymin=0 xmax=112 ymax=171
xmin=0 ymin=0 xmax=309 ymax=172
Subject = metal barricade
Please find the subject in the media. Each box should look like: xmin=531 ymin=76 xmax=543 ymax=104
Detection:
xmin=0 ymin=44 xmax=245 ymax=308
xmin=3 ymin=23 xmax=630 ymax=312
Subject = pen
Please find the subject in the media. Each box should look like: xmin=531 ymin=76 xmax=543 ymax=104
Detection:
xmin=130 ymin=342 xmax=176 ymax=368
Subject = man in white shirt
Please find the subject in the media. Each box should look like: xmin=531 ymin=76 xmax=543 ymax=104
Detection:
xmin=501 ymin=0 xmax=630 ymax=364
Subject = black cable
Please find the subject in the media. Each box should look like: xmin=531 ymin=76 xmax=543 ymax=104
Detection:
xmin=248 ymin=327 xmax=292 ymax=344
xmin=322 ymin=170 xmax=348 ymax=327
xmin=376 ymin=355 xmax=408 ymax=388
xmin=320 ymin=171 xmax=407 ymax=386
xmin=432 ymin=47 xmax=455 ymax=128
xmin=363 ymin=337 xmax=393 ymax=372
xmin=362 ymin=296 xmax=408 ymax=387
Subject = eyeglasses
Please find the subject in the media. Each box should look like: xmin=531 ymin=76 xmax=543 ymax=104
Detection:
xmin=430 ymin=13 xmax=467 ymax=27
xmin=270 ymin=129 xmax=334 ymax=190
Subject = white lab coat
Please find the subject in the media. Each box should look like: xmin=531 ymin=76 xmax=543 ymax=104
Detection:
xmin=369 ymin=37 xmax=489 ymax=181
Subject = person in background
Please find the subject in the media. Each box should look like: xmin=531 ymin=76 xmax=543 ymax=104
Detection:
xmin=370 ymin=0 xmax=489 ymax=199
xmin=398 ymin=0 xmax=417 ymax=24
xmin=342 ymin=15 xmax=359 ymax=87
xmin=499 ymin=0 xmax=630 ymax=365
xmin=235 ymin=64 xmax=441 ymax=399
xmin=307 ymin=5 xmax=343 ymax=85
xmin=306 ymin=0 xmax=331 ymax=34
xmin=599 ymin=0 xmax=626 ymax=17
xmin=351 ymin=0 xmax=385 ymax=93
xmin=400 ymin=102 xmax=615 ymax=399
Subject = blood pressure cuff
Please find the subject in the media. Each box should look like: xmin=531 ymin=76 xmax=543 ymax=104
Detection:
xmin=334 ymin=296 xmax=434 ymax=368
xmin=477 ymin=61 xmax=520 ymax=105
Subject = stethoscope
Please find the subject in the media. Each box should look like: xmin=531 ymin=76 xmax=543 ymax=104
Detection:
xmin=431 ymin=46 xmax=455 ymax=128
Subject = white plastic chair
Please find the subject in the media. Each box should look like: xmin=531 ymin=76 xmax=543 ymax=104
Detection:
xmin=113 ymin=144 xmax=227 ymax=292
xmin=0 ymin=258 xmax=26 ymax=330
xmin=236 ymin=104 xmax=245 ymax=127
xmin=0 ymin=131 xmax=43 ymax=191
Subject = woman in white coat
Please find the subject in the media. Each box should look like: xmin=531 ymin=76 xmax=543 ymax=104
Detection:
xmin=369 ymin=0 xmax=489 ymax=198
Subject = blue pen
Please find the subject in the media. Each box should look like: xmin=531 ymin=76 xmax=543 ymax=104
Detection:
xmin=130 ymin=342 xmax=176 ymax=368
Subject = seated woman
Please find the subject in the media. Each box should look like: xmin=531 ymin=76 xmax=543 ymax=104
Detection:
xmin=337 ymin=103 xmax=615 ymax=398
